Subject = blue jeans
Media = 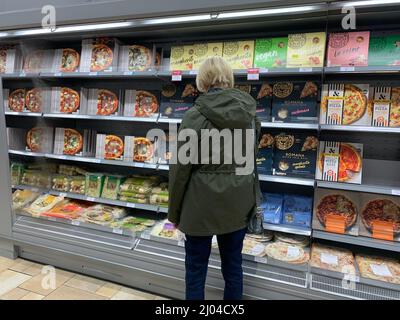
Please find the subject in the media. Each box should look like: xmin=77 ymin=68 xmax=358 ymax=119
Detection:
xmin=184 ymin=227 xmax=247 ymax=300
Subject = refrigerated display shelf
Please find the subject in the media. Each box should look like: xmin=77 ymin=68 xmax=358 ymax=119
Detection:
xmin=324 ymin=66 xmax=400 ymax=74
xmin=312 ymin=230 xmax=400 ymax=253
xmin=260 ymin=122 xmax=319 ymax=130
xmin=263 ymin=222 xmax=312 ymax=236
xmin=320 ymin=125 xmax=400 ymax=134
xmin=42 ymin=113 xmax=158 ymax=122
xmin=259 ymin=174 xmax=315 ymax=186
xmin=5 ymin=112 xmax=42 ymax=117
xmin=317 ymin=181 xmax=400 ymax=197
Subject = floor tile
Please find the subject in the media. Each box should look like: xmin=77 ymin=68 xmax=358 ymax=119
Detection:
xmin=9 ymin=259 xmax=34 ymax=273
xmin=0 ymin=287 xmax=29 ymax=300
xmin=111 ymin=287 xmax=156 ymax=300
xmin=44 ymin=285 xmax=107 ymax=300
xmin=95 ymin=282 xmax=122 ymax=298
xmin=64 ymin=274 xmax=105 ymax=293
xmin=0 ymin=257 xmax=17 ymax=272
xmin=21 ymin=263 xmax=43 ymax=276
xmin=20 ymin=292 xmax=45 ymax=300
xmin=19 ymin=267 xmax=74 ymax=296
xmin=0 ymin=270 xmax=31 ymax=296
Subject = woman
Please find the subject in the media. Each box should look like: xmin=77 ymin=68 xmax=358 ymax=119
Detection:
xmin=168 ymin=56 xmax=261 ymax=300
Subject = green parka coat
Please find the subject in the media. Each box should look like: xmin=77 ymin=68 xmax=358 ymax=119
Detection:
xmin=168 ymin=88 xmax=261 ymax=236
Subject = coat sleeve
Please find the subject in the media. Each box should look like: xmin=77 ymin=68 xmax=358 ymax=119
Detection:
xmin=254 ymin=115 xmax=263 ymax=206
xmin=167 ymin=112 xmax=197 ymax=225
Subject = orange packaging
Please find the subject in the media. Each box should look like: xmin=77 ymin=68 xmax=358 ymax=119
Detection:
xmin=325 ymin=214 xmax=346 ymax=234
xmin=372 ymin=220 xmax=394 ymax=241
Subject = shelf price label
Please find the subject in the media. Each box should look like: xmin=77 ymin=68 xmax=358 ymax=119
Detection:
xmin=247 ymin=68 xmax=259 ymax=80
xmin=254 ymin=256 xmax=268 ymax=264
xmin=89 ymin=72 xmax=98 ymax=76
xmin=171 ymin=70 xmax=182 ymax=81
xmin=123 ymin=71 xmax=134 ymax=76
xmin=59 ymin=192 xmax=67 ymax=197
xmin=112 ymin=228 xmax=123 ymax=235
xmin=340 ymin=66 xmax=355 ymax=72
xmin=189 ymin=70 xmax=197 ymax=75
xmin=392 ymin=189 xmax=400 ymax=196
xmin=86 ymin=197 xmax=95 ymax=202
xmin=71 ymin=220 xmax=80 ymax=226
xmin=141 ymin=232 xmax=151 ymax=240
xmin=299 ymin=67 xmax=313 ymax=72
xmin=54 ymin=72 xmax=62 ymax=77
xmin=125 ymin=202 xmax=136 ymax=208
xmin=177 ymin=240 xmax=185 ymax=247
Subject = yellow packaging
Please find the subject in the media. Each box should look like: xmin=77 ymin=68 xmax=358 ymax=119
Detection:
xmin=287 ymin=32 xmax=326 ymax=68
xmin=193 ymin=42 xmax=223 ymax=70
xmin=169 ymin=45 xmax=194 ymax=71
xmin=222 ymin=40 xmax=254 ymax=69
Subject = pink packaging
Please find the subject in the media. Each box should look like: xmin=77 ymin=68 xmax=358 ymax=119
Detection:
xmin=327 ymin=31 xmax=370 ymax=67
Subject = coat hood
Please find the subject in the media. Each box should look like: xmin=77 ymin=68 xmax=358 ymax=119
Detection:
xmin=195 ymin=88 xmax=256 ymax=129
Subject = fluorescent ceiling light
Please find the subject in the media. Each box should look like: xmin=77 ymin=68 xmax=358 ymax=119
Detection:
xmin=142 ymin=14 xmax=212 ymax=25
xmin=218 ymin=5 xmax=317 ymax=18
xmin=342 ymin=0 xmax=400 ymax=6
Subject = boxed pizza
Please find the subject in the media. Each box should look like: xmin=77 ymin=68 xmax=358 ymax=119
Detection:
xmin=313 ymin=188 xmax=360 ymax=236
xmin=235 ymin=83 xmax=272 ymax=121
xmin=25 ymin=127 xmax=54 ymax=153
xmin=368 ymin=32 xmax=400 ymax=66
xmin=272 ymin=133 xmax=318 ymax=178
xmin=53 ymin=128 xmax=96 ymax=157
xmin=287 ymin=32 xmax=326 ymax=68
xmin=79 ymin=37 xmax=120 ymax=72
xmin=256 ymin=133 xmax=274 ymax=175
xmin=23 ymin=49 xmax=54 ymax=73
xmin=0 ymin=45 xmax=23 ymax=74
xmin=87 ymin=88 xmax=121 ymax=116
xmin=265 ymin=241 xmax=310 ymax=265
xmin=118 ymin=44 xmax=161 ymax=72
xmin=390 ymin=87 xmax=400 ymax=127
xmin=123 ymin=136 xmax=156 ymax=164
xmin=358 ymin=193 xmax=400 ymax=242
xmin=156 ymin=133 xmax=176 ymax=165
xmin=271 ymin=81 xmax=318 ymax=123
xmin=222 ymin=40 xmax=254 ymax=70
xmin=261 ymin=193 xmax=283 ymax=224
xmin=95 ymin=134 xmax=124 ymax=161
xmin=159 ymin=82 xmax=199 ymax=118
xmin=282 ymin=194 xmax=313 ymax=228
xmin=169 ymin=45 xmax=194 ymax=71
xmin=51 ymin=48 xmax=80 ymax=73
xmin=7 ymin=128 xmax=28 ymax=151
xmin=253 ymin=37 xmax=288 ymax=69
xmin=6 ymin=87 xmax=51 ymax=113
xmin=316 ymin=141 xmax=363 ymax=184
xmin=320 ymin=84 xmax=372 ymax=126
xmin=356 ymin=254 xmax=400 ymax=285
xmin=192 ymin=42 xmax=223 ymax=70
xmin=123 ymin=90 xmax=159 ymax=118
xmin=310 ymin=243 xmax=356 ymax=275
xmin=368 ymin=86 xmax=400 ymax=127
xmin=50 ymin=87 xmax=88 ymax=114
xmin=327 ymin=31 xmax=370 ymax=67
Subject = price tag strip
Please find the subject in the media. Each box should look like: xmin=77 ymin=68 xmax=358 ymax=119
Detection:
xmin=171 ymin=70 xmax=182 ymax=81
xmin=247 ymin=68 xmax=259 ymax=81
xmin=372 ymin=220 xmax=394 ymax=241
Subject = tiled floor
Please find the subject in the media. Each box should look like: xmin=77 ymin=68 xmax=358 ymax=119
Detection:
xmin=0 ymin=256 xmax=170 ymax=300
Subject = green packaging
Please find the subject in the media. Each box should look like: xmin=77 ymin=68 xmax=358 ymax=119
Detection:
xmin=368 ymin=34 xmax=400 ymax=66
xmin=254 ymin=37 xmax=288 ymax=69
xmin=85 ymin=173 xmax=104 ymax=198
xmin=101 ymin=175 xmax=123 ymax=200
xmin=10 ymin=163 xmax=24 ymax=186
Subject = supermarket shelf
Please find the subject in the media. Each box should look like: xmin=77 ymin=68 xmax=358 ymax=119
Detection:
xmin=157 ymin=118 xmax=182 ymax=124
xmin=1 ymin=72 xmax=40 ymax=79
xmin=261 ymin=122 xmax=319 ymax=130
xmin=42 ymin=113 xmax=158 ymax=122
xmin=324 ymin=66 xmax=400 ymax=74
xmin=312 ymin=230 xmax=400 ymax=253
xmin=5 ymin=112 xmax=42 ymax=117
xmin=259 ymin=174 xmax=315 ymax=187
xmin=11 ymin=184 xmax=48 ymax=194
xmin=236 ymin=67 xmax=323 ymax=76
xmin=40 ymin=71 xmax=159 ymax=78
xmin=8 ymin=149 xmax=46 ymax=157
xmin=262 ymin=222 xmax=311 ymax=236
xmin=320 ymin=124 xmax=400 ymax=134
xmin=317 ymin=181 xmax=400 ymax=197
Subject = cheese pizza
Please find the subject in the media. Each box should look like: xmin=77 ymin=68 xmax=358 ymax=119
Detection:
xmin=128 ymin=45 xmax=152 ymax=71
xmin=60 ymin=88 xmax=80 ymax=113
xmin=135 ymin=91 xmax=159 ymax=117
xmin=60 ymin=48 xmax=80 ymax=72
xmin=63 ymin=129 xmax=83 ymax=155
xmin=8 ymin=89 xmax=26 ymax=112
xmin=90 ymin=44 xmax=113 ymax=72
xmin=97 ymin=89 xmax=118 ymax=115
xmin=316 ymin=194 xmax=358 ymax=228
xmin=25 ymin=88 xmax=42 ymax=113
xmin=343 ymin=84 xmax=368 ymax=125
xmin=104 ymin=135 xmax=124 ymax=160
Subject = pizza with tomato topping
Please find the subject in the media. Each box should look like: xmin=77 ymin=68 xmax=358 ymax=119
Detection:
xmin=135 ymin=91 xmax=158 ymax=117
xmin=104 ymin=135 xmax=124 ymax=160
xmin=63 ymin=129 xmax=83 ymax=155
xmin=25 ymin=88 xmax=42 ymax=112
xmin=8 ymin=89 xmax=26 ymax=112
xmin=361 ymin=199 xmax=400 ymax=234
xmin=390 ymin=87 xmax=400 ymax=127
xmin=60 ymin=88 xmax=80 ymax=113
xmin=60 ymin=48 xmax=80 ymax=72
xmin=97 ymin=89 xmax=118 ymax=115
xmin=317 ymin=194 xmax=358 ymax=228
xmin=26 ymin=127 xmax=44 ymax=152
xmin=90 ymin=44 xmax=113 ymax=72
xmin=343 ymin=84 xmax=368 ymax=125
xmin=133 ymin=137 xmax=154 ymax=162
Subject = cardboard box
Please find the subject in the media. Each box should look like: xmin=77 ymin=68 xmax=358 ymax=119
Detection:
xmin=313 ymin=188 xmax=360 ymax=236
xmin=87 ymin=88 xmax=121 ymax=116
xmin=118 ymin=44 xmax=160 ymax=72
xmin=320 ymin=83 xmax=372 ymax=126
xmin=50 ymin=87 xmax=87 ymax=114
xmin=25 ymin=127 xmax=54 ymax=153
xmin=368 ymin=33 xmax=400 ymax=66
xmin=123 ymin=89 xmax=159 ymax=118
xmin=390 ymin=87 xmax=400 ymax=127
xmin=327 ymin=31 xmax=370 ymax=67
xmin=53 ymin=128 xmax=95 ymax=157
xmin=159 ymin=82 xmax=199 ymax=118
xmin=192 ymin=42 xmax=223 ymax=70
xmin=169 ymin=45 xmax=194 ymax=71
xmin=52 ymin=48 xmax=81 ymax=73
xmin=235 ymin=83 xmax=272 ymax=121
xmin=261 ymin=193 xmax=283 ymax=224
xmin=282 ymin=194 xmax=313 ymax=228
xmin=0 ymin=45 xmax=23 ymax=74
xmin=254 ymin=37 xmax=288 ymax=69
xmin=124 ymin=136 xmax=156 ymax=163
xmin=316 ymin=141 xmax=363 ymax=184
xmin=287 ymin=32 xmax=326 ymax=68
xmin=222 ymin=40 xmax=254 ymax=69
xmin=256 ymin=133 xmax=274 ymax=175
xmin=271 ymin=81 xmax=318 ymax=123
xmin=95 ymin=134 xmax=124 ymax=161
xmin=79 ymin=38 xmax=120 ymax=72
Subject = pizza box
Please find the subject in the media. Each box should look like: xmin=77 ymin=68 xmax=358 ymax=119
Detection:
xmin=53 ymin=128 xmax=96 ymax=157
xmin=320 ymin=84 xmax=372 ymax=126
xmin=235 ymin=83 xmax=272 ymax=121
xmin=282 ymin=194 xmax=313 ymax=228
xmin=271 ymin=81 xmax=318 ymax=123
xmin=5 ymin=88 xmax=26 ymax=112
xmin=260 ymin=193 xmax=283 ymax=224
xmin=123 ymin=136 xmax=157 ymax=164
xmin=264 ymin=242 xmax=310 ymax=272
xmin=123 ymin=89 xmax=159 ymax=118
xmin=272 ymin=133 xmax=318 ymax=179
xmin=6 ymin=88 xmax=50 ymax=114
xmin=6 ymin=127 xmax=28 ymax=151
xmin=95 ymin=134 xmax=124 ymax=161
xmin=368 ymin=86 xmax=400 ymax=128
xmin=222 ymin=40 xmax=254 ymax=70
xmin=0 ymin=45 xmax=23 ymax=74
xmin=51 ymin=47 xmax=81 ymax=73
xmin=50 ymin=87 xmax=88 ymax=115
xmin=313 ymin=188 xmax=361 ymax=236
xmin=23 ymin=49 xmax=54 ymax=73
xmin=316 ymin=141 xmax=363 ymax=184
xmin=118 ymin=44 xmax=160 ymax=72
xmin=156 ymin=132 xmax=176 ymax=165
xmin=327 ymin=31 xmax=370 ymax=67
xmin=368 ymin=32 xmax=400 ymax=66
xmin=287 ymin=32 xmax=326 ymax=68
xmin=169 ymin=45 xmax=194 ymax=71
xmin=87 ymin=88 xmax=121 ymax=116
xmin=390 ymin=87 xmax=400 ymax=127
xmin=256 ymin=133 xmax=274 ymax=175
xmin=358 ymin=193 xmax=400 ymax=242
xmin=159 ymin=81 xmax=199 ymax=119
xmin=79 ymin=37 xmax=120 ymax=73
xmin=24 ymin=127 xmax=54 ymax=154
xmin=192 ymin=42 xmax=223 ymax=70
xmin=254 ymin=37 xmax=288 ymax=69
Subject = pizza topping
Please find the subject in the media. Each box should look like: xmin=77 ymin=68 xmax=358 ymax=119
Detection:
xmin=135 ymin=91 xmax=158 ymax=117
xmin=300 ymin=81 xmax=318 ymax=98
xmin=317 ymin=194 xmax=357 ymax=228
xmin=63 ymin=129 xmax=83 ymax=155
xmin=90 ymin=44 xmax=113 ymax=72
xmin=97 ymin=89 xmax=118 ymax=115
xmin=0 ymin=49 xmax=7 ymax=73
xmin=26 ymin=127 xmax=44 ymax=152
xmin=8 ymin=89 xmax=25 ymax=112
xmin=301 ymin=136 xmax=318 ymax=151
xmin=182 ymin=84 xmax=197 ymax=98
xmin=128 ymin=45 xmax=152 ymax=71
xmin=60 ymin=88 xmax=80 ymax=113
xmin=25 ymin=88 xmax=42 ymax=112
xmin=133 ymin=137 xmax=154 ymax=162
xmin=361 ymin=199 xmax=400 ymax=233
xmin=61 ymin=48 xmax=80 ymax=72
xmin=257 ymin=83 xmax=273 ymax=99
xmin=104 ymin=135 xmax=124 ymax=160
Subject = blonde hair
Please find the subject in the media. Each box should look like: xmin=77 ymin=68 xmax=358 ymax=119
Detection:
xmin=196 ymin=56 xmax=234 ymax=93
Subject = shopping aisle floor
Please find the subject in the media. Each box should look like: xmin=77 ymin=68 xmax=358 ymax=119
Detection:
xmin=0 ymin=256 xmax=169 ymax=300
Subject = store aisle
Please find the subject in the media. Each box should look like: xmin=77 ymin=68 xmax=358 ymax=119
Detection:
xmin=0 ymin=256 xmax=169 ymax=300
